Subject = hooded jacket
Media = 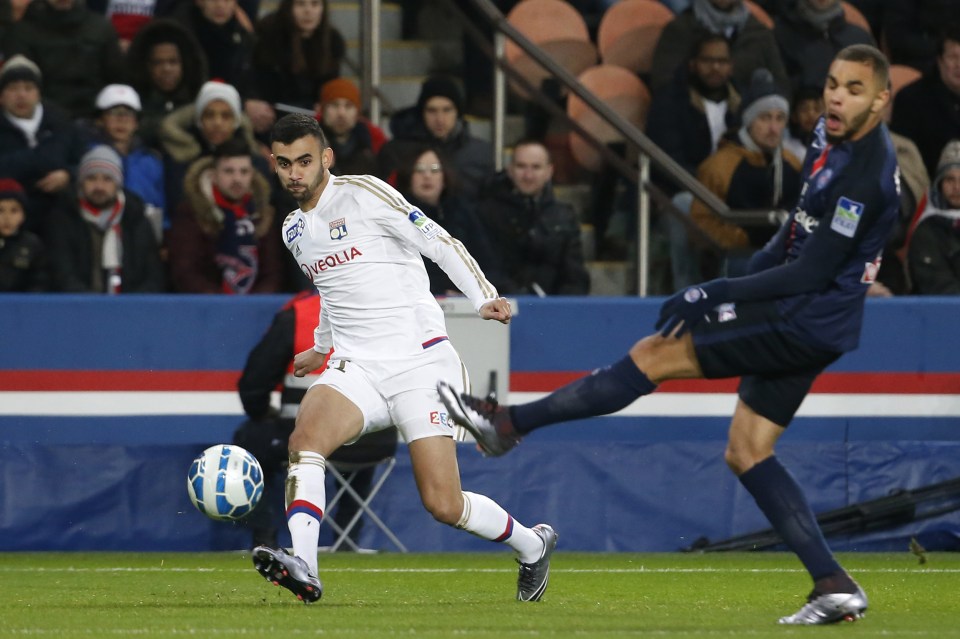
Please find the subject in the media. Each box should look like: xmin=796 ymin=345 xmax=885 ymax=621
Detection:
xmin=907 ymin=140 xmax=960 ymax=294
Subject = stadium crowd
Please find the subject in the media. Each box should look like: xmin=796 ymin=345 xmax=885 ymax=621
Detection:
xmin=0 ymin=0 xmax=957 ymax=297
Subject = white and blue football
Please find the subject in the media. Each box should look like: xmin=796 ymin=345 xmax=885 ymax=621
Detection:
xmin=187 ymin=444 xmax=264 ymax=521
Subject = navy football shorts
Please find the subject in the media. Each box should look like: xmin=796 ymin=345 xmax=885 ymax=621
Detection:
xmin=691 ymin=300 xmax=841 ymax=427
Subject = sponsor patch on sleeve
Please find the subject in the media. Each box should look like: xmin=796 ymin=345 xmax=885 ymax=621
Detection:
xmin=830 ymin=196 xmax=864 ymax=238
xmin=285 ymin=216 xmax=305 ymax=245
xmin=408 ymin=209 xmax=442 ymax=239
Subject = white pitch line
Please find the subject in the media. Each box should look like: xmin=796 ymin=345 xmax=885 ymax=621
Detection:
xmin=1 ymin=566 xmax=958 ymax=574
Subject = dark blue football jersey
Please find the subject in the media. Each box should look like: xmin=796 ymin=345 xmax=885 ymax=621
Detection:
xmin=755 ymin=117 xmax=900 ymax=352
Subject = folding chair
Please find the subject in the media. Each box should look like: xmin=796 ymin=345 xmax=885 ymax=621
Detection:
xmin=323 ymin=427 xmax=406 ymax=552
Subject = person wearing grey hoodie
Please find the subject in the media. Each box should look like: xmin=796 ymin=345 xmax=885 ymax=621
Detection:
xmin=907 ymin=139 xmax=960 ymax=294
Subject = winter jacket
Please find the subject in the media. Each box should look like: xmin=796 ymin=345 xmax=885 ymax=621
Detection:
xmin=169 ymin=1 xmax=254 ymax=96
xmin=0 ymin=228 xmax=49 ymax=292
xmin=0 ymin=102 xmax=86 ymax=235
xmin=650 ymin=9 xmax=788 ymax=95
xmin=646 ymin=68 xmax=741 ymax=195
xmin=4 ymin=0 xmax=124 ymax=118
xmin=166 ymin=156 xmax=282 ymax=293
xmin=690 ymin=132 xmax=803 ymax=250
xmin=774 ymin=7 xmax=874 ymax=95
xmin=475 ymin=172 xmax=590 ymax=296
xmin=379 ymin=107 xmax=494 ymax=199
xmin=891 ymin=72 xmax=960 ymax=177
xmin=45 ymin=190 xmax=165 ymax=293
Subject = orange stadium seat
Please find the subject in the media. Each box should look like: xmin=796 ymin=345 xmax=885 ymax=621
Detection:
xmin=744 ymin=0 xmax=773 ymax=29
xmin=889 ymin=64 xmax=921 ymax=99
xmin=567 ymin=64 xmax=651 ymax=172
xmin=597 ymin=0 xmax=675 ymax=76
xmin=505 ymin=0 xmax=598 ymax=97
xmin=841 ymin=1 xmax=871 ymax=34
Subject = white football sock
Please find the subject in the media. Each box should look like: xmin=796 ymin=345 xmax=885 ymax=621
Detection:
xmin=285 ymin=451 xmax=326 ymax=576
xmin=456 ymin=491 xmax=544 ymax=563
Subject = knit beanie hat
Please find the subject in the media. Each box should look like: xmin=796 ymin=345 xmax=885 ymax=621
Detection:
xmin=195 ymin=80 xmax=242 ymax=128
xmin=0 ymin=55 xmax=42 ymax=92
xmin=416 ymin=75 xmax=463 ymax=115
xmin=320 ymin=78 xmax=361 ymax=109
xmin=740 ymin=68 xmax=789 ymax=128
xmin=937 ymin=140 xmax=960 ymax=176
xmin=78 ymin=145 xmax=124 ymax=187
xmin=0 ymin=178 xmax=26 ymax=206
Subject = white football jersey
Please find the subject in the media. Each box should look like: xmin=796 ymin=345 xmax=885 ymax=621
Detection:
xmin=281 ymin=174 xmax=499 ymax=360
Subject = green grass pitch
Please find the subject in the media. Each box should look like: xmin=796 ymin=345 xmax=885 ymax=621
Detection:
xmin=2 ymin=551 xmax=958 ymax=637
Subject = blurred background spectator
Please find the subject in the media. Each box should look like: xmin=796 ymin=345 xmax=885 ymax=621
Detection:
xmin=166 ymin=137 xmax=282 ymax=293
xmin=4 ymin=0 xmax=124 ymax=119
xmin=125 ymin=18 xmax=208 ymax=149
xmin=315 ymin=78 xmax=385 ymax=177
xmin=248 ymin=0 xmax=344 ymax=137
xmin=0 ymin=177 xmax=48 ymax=292
xmin=475 ymin=139 xmax=590 ymax=296
xmin=394 ymin=144 xmax=501 ymax=296
xmin=46 ymin=145 xmax=164 ymax=293
xmin=908 ymin=139 xmax=960 ymax=294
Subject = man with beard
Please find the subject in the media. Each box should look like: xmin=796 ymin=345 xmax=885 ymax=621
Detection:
xmin=647 ymin=32 xmax=741 ymax=290
xmin=250 ymin=113 xmax=556 ymax=604
xmin=314 ymin=78 xmax=386 ymax=177
xmin=45 ymin=145 xmax=164 ymax=292
xmin=439 ymin=44 xmax=900 ymax=625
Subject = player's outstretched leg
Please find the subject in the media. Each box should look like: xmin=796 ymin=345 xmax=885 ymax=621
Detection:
xmin=252 ymin=546 xmax=323 ymax=603
xmin=778 ymin=583 xmax=868 ymax=625
xmin=437 ymin=381 xmax=521 ymax=456
xmin=516 ymin=524 xmax=558 ymax=602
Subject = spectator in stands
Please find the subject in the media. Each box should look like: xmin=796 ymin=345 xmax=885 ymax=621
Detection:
xmin=169 ymin=0 xmax=254 ymax=96
xmin=647 ymin=33 xmax=741 ymax=290
xmin=125 ymin=19 xmax=209 ymax=150
xmin=908 ymin=139 xmax=960 ymax=294
xmin=86 ymin=0 xmax=170 ymax=52
xmin=476 ymin=139 xmax=590 ymax=296
xmin=315 ymin=78 xmax=385 ymax=177
xmin=46 ymin=145 xmax=165 ymax=293
xmin=892 ymin=24 xmax=960 ymax=178
xmin=167 ymin=137 xmax=282 ymax=293
xmin=248 ymin=0 xmax=345 ymax=137
xmin=774 ymin=0 xmax=874 ymax=96
xmin=379 ymin=75 xmax=494 ymax=199
xmin=234 ymin=289 xmax=397 ymax=549
xmin=782 ymin=85 xmax=823 ymax=161
xmin=0 ymin=55 xmax=85 ymax=238
xmin=690 ymin=68 xmax=802 ymax=278
xmin=82 ymin=84 xmax=166 ymax=237
xmin=883 ymin=0 xmax=957 ymax=74
xmin=395 ymin=145 xmax=501 ymax=296
xmin=3 ymin=0 xmax=124 ymax=119
xmin=650 ymin=0 xmax=788 ymax=95
xmin=0 ymin=178 xmax=49 ymax=292
xmin=158 ymin=80 xmax=265 ymax=213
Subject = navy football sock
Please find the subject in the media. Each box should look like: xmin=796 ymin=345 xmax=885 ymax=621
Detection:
xmin=511 ymin=356 xmax=656 ymax=433
xmin=738 ymin=456 xmax=843 ymax=581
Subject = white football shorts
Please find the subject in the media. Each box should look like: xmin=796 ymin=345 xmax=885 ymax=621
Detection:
xmin=309 ymin=340 xmax=470 ymax=443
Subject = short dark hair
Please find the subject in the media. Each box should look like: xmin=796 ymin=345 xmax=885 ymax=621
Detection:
xmin=835 ymin=44 xmax=890 ymax=91
xmin=271 ymin=113 xmax=328 ymax=148
xmin=511 ymin=138 xmax=552 ymax=164
xmin=937 ymin=23 xmax=960 ymax=57
xmin=690 ymin=32 xmax=729 ymax=62
xmin=212 ymin=137 xmax=252 ymax=164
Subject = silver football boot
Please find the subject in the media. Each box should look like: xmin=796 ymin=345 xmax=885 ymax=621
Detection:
xmin=516 ymin=524 xmax=558 ymax=602
xmin=778 ymin=586 xmax=867 ymax=624
xmin=437 ymin=381 xmax=522 ymax=456
xmin=252 ymin=546 xmax=323 ymax=603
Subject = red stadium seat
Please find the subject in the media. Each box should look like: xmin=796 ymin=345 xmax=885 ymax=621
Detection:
xmin=841 ymin=1 xmax=871 ymax=34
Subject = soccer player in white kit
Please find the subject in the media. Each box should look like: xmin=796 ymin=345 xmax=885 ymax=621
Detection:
xmin=251 ymin=113 xmax=557 ymax=604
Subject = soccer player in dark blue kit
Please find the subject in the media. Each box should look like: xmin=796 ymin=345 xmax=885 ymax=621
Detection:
xmin=438 ymin=44 xmax=900 ymax=625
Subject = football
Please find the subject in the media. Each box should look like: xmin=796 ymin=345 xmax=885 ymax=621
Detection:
xmin=186 ymin=444 xmax=264 ymax=521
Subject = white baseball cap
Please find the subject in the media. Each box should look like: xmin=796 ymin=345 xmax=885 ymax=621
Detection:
xmin=96 ymin=84 xmax=142 ymax=112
